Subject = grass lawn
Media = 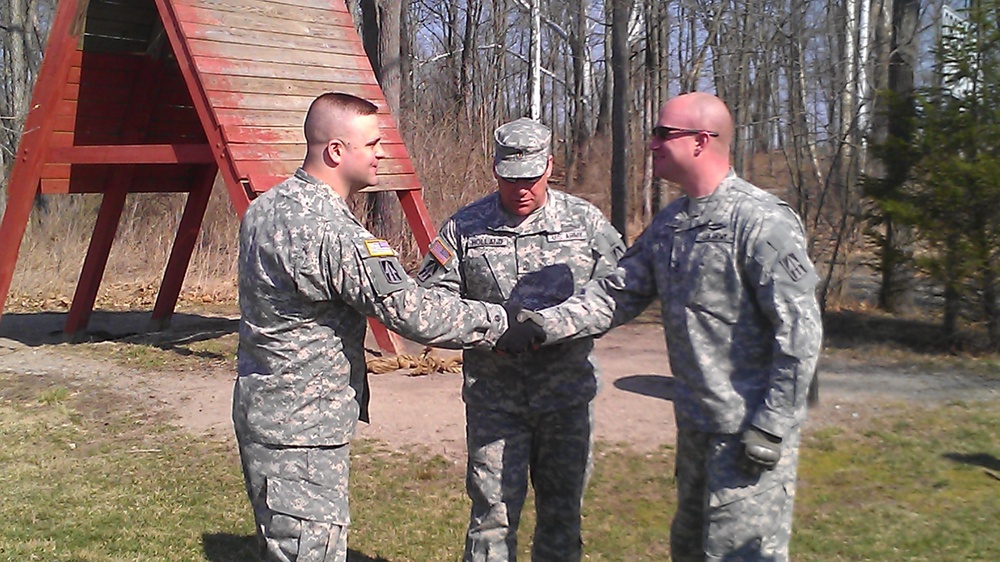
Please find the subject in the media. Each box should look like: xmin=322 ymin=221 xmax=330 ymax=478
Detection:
xmin=1 ymin=369 xmax=998 ymax=561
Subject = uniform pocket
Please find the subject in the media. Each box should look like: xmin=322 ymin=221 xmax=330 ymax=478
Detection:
xmin=266 ymin=476 xmax=349 ymax=524
xmin=686 ymin=239 xmax=740 ymax=325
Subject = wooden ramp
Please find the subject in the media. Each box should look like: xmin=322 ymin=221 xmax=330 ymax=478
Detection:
xmin=0 ymin=0 xmax=435 ymax=352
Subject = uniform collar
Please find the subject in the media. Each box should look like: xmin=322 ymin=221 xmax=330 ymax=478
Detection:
xmin=490 ymin=189 xmax=568 ymax=234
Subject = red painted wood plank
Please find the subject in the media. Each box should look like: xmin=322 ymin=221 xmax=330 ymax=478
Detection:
xmin=191 ymin=56 xmax=376 ymax=84
xmin=218 ymin=125 xmax=404 ymax=146
xmin=155 ymin=0 xmax=251 ymax=218
xmin=180 ymin=20 xmax=367 ymax=57
xmin=185 ymin=38 xmax=371 ymax=70
xmin=176 ymin=0 xmax=355 ymax=28
xmin=46 ymin=144 xmax=216 ymax=165
xmin=198 ymin=73 xmax=385 ymax=99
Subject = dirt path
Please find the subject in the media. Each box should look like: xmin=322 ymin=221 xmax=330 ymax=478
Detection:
xmin=2 ymin=311 xmax=999 ymax=459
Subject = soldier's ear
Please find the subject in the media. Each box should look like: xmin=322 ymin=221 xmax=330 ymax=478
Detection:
xmin=326 ymin=139 xmax=345 ymax=165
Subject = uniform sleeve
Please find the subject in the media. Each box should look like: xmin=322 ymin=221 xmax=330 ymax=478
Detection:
xmin=744 ymin=209 xmax=824 ymax=438
xmin=323 ymin=228 xmax=508 ymax=349
xmin=590 ymin=218 xmax=627 ymax=281
xmin=537 ymin=224 xmax=657 ymax=342
xmin=415 ymin=219 xmax=463 ymax=295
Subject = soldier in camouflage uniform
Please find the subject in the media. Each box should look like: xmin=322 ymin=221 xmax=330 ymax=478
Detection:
xmin=516 ymin=93 xmax=823 ymax=561
xmin=234 ymin=93 xmax=514 ymax=562
xmin=416 ymin=117 xmax=625 ymax=561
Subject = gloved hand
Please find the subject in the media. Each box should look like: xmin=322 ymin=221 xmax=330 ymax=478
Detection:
xmin=495 ymin=304 xmax=546 ymax=356
xmin=740 ymin=426 xmax=782 ymax=474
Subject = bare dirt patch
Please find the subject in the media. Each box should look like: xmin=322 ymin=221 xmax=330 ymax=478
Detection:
xmin=2 ymin=309 xmax=999 ymax=460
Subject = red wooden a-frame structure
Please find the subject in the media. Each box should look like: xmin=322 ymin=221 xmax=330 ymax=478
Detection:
xmin=0 ymin=0 xmax=437 ymax=352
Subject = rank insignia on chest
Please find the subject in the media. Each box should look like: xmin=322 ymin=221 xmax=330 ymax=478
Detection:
xmin=547 ymin=230 xmax=587 ymax=243
xmin=364 ymin=238 xmax=396 ymax=257
xmin=428 ymin=237 xmax=455 ymax=266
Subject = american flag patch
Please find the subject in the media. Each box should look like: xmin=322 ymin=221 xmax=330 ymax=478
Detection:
xmin=364 ymin=238 xmax=395 ymax=257
xmin=429 ymin=238 xmax=455 ymax=266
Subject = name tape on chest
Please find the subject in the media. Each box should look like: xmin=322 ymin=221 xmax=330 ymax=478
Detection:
xmin=428 ymin=238 xmax=455 ymax=267
xmin=695 ymin=230 xmax=733 ymax=243
xmin=547 ymin=230 xmax=587 ymax=243
xmin=364 ymin=238 xmax=396 ymax=257
xmin=466 ymin=234 xmax=508 ymax=249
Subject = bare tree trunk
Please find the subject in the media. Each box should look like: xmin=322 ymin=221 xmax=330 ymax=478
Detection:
xmin=595 ymin=0 xmax=612 ymax=136
xmin=529 ymin=0 xmax=541 ymax=120
xmin=360 ymin=0 xmax=402 ymax=241
xmin=610 ymin=0 xmax=630 ymax=235
xmin=877 ymin=0 xmax=919 ymax=314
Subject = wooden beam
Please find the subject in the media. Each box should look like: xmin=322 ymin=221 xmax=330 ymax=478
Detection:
xmin=150 ymin=165 xmax=218 ymax=330
xmin=0 ymin=0 xmax=83 ymax=324
xmin=63 ymin=187 xmax=128 ymax=341
xmin=46 ymin=144 xmax=215 ymax=165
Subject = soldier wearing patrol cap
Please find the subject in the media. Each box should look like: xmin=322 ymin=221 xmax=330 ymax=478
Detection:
xmin=519 ymin=92 xmax=823 ymax=561
xmin=234 ymin=92 xmax=518 ymax=562
xmin=416 ymin=117 xmax=625 ymax=561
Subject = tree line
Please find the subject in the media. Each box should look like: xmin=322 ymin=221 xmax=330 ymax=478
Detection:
xmin=3 ymin=0 xmax=998 ymax=349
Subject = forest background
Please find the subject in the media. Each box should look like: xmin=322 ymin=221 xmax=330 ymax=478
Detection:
xmin=1 ymin=0 xmax=998 ymax=351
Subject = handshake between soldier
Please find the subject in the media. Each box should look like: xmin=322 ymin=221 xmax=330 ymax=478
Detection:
xmin=494 ymin=303 xmax=547 ymax=355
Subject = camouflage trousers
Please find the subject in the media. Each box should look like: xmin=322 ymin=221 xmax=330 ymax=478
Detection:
xmin=463 ymin=402 xmax=593 ymax=562
xmin=237 ymin=438 xmax=351 ymax=562
xmin=670 ymin=427 xmax=802 ymax=562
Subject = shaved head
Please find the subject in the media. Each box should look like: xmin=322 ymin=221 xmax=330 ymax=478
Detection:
xmin=662 ymin=92 xmax=735 ymax=156
xmin=304 ymin=92 xmax=378 ymax=152
xmin=650 ymin=92 xmax=735 ymax=197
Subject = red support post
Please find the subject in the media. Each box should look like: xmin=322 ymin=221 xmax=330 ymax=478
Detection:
xmin=63 ymin=187 xmax=129 ymax=340
xmin=396 ymin=189 xmax=437 ymax=252
xmin=0 ymin=0 xmax=82 ymax=325
xmin=150 ymin=165 xmax=218 ymax=330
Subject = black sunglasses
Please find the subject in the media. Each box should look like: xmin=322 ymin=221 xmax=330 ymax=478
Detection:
xmin=652 ymin=125 xmax=720 ymax=140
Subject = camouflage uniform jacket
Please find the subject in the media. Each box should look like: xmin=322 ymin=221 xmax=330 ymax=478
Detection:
xmin=537 ymin=172 xmax=823 ymax=438
xmin=416 ymin=189 xmax=625 ymax=413
xmin=235 ymin=169 xmax=508 ymax=447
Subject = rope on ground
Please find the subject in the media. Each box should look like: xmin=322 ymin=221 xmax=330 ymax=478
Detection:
xmin=366 ymin=346 xmax=463 ymax=376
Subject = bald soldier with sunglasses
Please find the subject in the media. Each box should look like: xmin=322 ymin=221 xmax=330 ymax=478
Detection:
xmin=509 ymin=92 xmax=823 ymax=561
xmin=416 ymin=117 xmax=625 ymax=561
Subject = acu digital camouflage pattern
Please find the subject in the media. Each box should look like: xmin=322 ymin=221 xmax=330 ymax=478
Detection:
xmin=235 ymin=168 xmax=508 ymax=448
xmin=464 ymin=404 xmax=593 ymax=562
xmin=493 ymin=117 xmax=552 ymax=179
xmin=417 ymin=187 xmax=624 ymax=562
xmin=670 ymin=427 xmax=801 ymax=562
xmin=537 ymin=171 xmax=822 ymax=439
xmin=535 ymin=171 xmax=822 ymax=561
xmin=234 ymin=168 xmax=510 ymax=561
xmin=416 ymin=188 xmax=625 ymax=413
xmin=238 ymin=439 xmax=350 ymax=562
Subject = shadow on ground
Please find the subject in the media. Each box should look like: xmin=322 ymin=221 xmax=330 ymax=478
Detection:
xmin=202 ymin=532 xmax=392 ymax=561
xmin=0 ymin=310 xmax=237 ymax=351
xmin=942 ymin=452 xmax=1000 ymax=471
xmin=823 ymin=309 xmax=964 ymax=354
xmin=614 ymin=374 xmax=675 ymax=401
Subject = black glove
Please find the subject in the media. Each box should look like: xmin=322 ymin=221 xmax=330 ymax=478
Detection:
xmin=495 ymin=304 xmax=546 ymax=356
xmin=740 ymin=426 xmax=782 ymax=474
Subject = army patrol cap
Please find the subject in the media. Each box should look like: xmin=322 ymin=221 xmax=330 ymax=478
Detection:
xmin=493 ymin=117 xmax=551 ymax=179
